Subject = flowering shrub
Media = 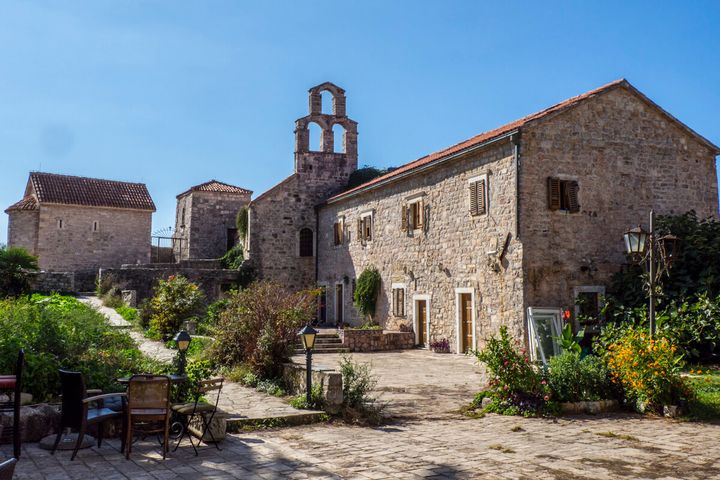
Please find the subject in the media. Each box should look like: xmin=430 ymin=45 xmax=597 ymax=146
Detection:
xmin=547 ymin=352 xmax=615 ymax=403
xmin=148 ymin=275 xmax=206 ymax=338
xmin=429 ymin=338 xmax=450 ymax=353
xmin=605 ymin=327 xmax=689 ymax=412
xmin=473 ymin=326 xmax=555 ymax=416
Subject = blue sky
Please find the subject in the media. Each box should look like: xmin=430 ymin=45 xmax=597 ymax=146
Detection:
xmin=1 ymin=1 xmax=719 ymax=242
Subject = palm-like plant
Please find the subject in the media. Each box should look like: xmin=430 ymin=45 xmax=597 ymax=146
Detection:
xmin=0 ymin=246 xmax=39 ymax=297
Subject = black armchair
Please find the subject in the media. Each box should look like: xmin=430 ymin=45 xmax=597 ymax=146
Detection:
xmin=51 ymin=369 xmax=126 ymax=460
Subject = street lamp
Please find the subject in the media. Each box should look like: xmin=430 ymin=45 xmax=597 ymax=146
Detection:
xmin=623 ymin=210 xmax=679 ymax=337
xmin=174 ymin=330 xmax=192 ymax=376
xmin=298 ymin=324 xmax=318 ymax=405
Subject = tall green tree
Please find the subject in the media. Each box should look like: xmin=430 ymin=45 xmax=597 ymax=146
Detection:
xmin=0 ymin=246 xmax=38 ymax=297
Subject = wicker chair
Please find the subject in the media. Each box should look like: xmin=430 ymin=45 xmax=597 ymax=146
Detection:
xmin=52 ymin=369 xmax=126 ymax=460
xmin=125 ymin=375 xmax=171 ymax=460
xmin=0 ymin=349 xmax=24 ymax=459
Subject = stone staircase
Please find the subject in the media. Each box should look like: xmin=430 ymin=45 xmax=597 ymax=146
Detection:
xmin=294 ymin=332 xmax=348 ymax=354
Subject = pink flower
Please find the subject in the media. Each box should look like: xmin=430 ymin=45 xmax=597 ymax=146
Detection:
xmin=541 ymin=380 xmax=547 ymax=385
xmin=543 ymin=395 xmax=549 ymax=401
xmin=503 ymin=360 xmax=509 ymax=366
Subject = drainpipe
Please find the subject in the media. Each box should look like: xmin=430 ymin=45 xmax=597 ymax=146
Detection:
xmin=511 ymin=132 xmax=522 ymax=239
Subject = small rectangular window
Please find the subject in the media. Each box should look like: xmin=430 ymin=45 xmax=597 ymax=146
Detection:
xmin=333 ymin=221 xmax=344 ymax=246
xmin=57 ymin=219 xmax=64 ymax=230
xmin=358 ymin=212 xmax=373 ymax=242
xmin=392 ymin=286 xmax=405 ymax=317
xmin=548 ymin=178 xmax=580 ymax=213
xmin=92 ymin=221 xmax=99 ymax=232
xmin=469 ymin=175 xmax=488 ymax=216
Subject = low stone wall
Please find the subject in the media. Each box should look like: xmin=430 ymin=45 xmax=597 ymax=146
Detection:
xmin=29 ymin=272 xmax=76 ymax=294
xmin=282 ymin=363 xmax=343 ymax=414
xmin=100 ymin=265 xmax=240 ymax=303
xmin=339 ymin=329 xmax=415 ymax=352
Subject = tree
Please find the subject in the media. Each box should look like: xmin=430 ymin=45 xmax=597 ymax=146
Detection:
xmin=354 ymin=266 xmax=381 ymax=323
xmin=0 ymin=246 xmax=39 ymax=297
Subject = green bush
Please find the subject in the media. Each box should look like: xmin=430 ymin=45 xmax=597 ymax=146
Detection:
xmin=0 ymin=246 xmax=38 ymax=297
xmin=473 ymin=326 xmax=554 ymax=416
xmin=354 ymin=267 xmax=381 ymax=322
xmin=115 ymin=305 xmax=138 ymax=323
xmin=658 ymin=293 xmax=720 ymax=362
xmin=290 ymin=384 xmax=324 ymax=410
xmin=219 ymin=245 xmax=244 ymax=270
xmin=547 ymin=352 xmax=615 ymax=403
xmin=0 ymin=294 xmax=161 ymax=401
xmin=339 ymin=354 xmax=377 ymax=409
xmin=198 ymin=297 xmax=230 ymax=335
xmin=148 ymin=275 xmax=206 ymax=337
xmin=175 ymin=358 xmax=214 ymax=403
xmin=209 ymin=281 xmax=316 ymax=378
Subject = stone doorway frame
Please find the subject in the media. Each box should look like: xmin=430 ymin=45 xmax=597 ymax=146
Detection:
xmin=412 ymin=294 xmax=431 ymax=347
xmin=334 ymin=282 xmax=344 ymax=325
xmin=454 ymin=288 xmax=476 ymax=354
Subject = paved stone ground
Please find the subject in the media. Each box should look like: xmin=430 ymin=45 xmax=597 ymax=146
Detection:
xmin=78 ymin=296 xmax=319 ymax=422
xmin=291 ymin=350 xmax=483 ymax=419
xmin=6 ymin=412 xmax=720 ymax=479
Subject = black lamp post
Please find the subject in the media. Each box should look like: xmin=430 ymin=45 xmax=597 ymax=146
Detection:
xmin=623 ymin=210 xmax=680 ymax=337
xmin=174 ymin=330 xmax=192 ymax=376
xmin=298 ymin=324 xmax=318 ymax=405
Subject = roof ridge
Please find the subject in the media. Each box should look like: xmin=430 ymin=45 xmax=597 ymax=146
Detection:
xmin=30 ymin=171 xmax=147 ymax=186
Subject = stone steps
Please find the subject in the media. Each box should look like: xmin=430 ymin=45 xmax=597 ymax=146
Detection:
xmin=293 ymin=332 xmax=348 ymax=354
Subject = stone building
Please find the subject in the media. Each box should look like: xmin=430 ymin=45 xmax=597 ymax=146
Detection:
xmin=174 ymin=180 xmax=252 ymax=260
xmin=251 ymin=80 xmax=719 ymax=354
xmin=247 ymin=82 xmax=358 ymax=291
xmin=5 ymin=172 xmax=155 ymax=282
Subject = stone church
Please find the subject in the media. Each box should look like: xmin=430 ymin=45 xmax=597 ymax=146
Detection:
xmin=248 ymin=79 xmax=719 ymax=354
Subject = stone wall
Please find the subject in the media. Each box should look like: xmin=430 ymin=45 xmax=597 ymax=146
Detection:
xmin=175 ymin=190 xmax=250 ymax=261
xmin=317 ymin=139 xmax=524 ymax=353
xmin=339 ymin=329 xmax=415 ymax=352
xmin=6 ymin=209 xmax=39 ymax=255
xmin=281 ymin=363 xmax=343 ymax=413
xmin=28 ymin=271 xmax=76 ymax=293
xmin=99 ymin=265 xmax=240 ymax=303
xmin=34 ymin=204 xmax=151 ymax=272
xmin=520 ymin=85 xmax=720 ymax=313
xmin=248 ymin=83 xmax=358 ymax=293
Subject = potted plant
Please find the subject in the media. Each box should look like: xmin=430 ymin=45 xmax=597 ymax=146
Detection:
xmin=430 ymin=338 xmax=451 ymax=353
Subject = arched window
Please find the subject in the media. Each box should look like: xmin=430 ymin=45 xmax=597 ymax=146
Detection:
xmin=320 ymin=90 xmax=333 ymax=114
xmin=299 ymin=228 xmax=314 ymax=257
xmin=308 ymin=122 xmax=322 ymax=152
xmin=332 ymin=124 xmax=346 ymax=153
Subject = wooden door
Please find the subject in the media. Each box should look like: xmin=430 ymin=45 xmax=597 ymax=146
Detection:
xmin=317 ymin=287 xmax=327 ymax=324
xmin=335 ymin=284 xmax=343 ymax=325
xmin=416 ymin=300 xmax=427 ymax=346
xmin=461 ymin=293 xmax=473 ymax=353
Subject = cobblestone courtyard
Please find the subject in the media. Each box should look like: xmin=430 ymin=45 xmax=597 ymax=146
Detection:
xmin=7 ymin=412 xmax=720 ymax=479
xmin=6 ymin=349 xmax=720 ymax=479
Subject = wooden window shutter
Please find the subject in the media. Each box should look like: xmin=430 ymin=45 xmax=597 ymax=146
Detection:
xmin=399 ymin=288 xmax=404 ymax=316
xmin=547 ymin=177 xmax=561 ymax=210
xmin=416 ymin=200 xmax=424 ymax=228
xmin=477 ymin=179 xmax=486 ymax=215
xmin=567 ymin=181 xmax=580 ymax=213
xmin=401 ymin=205 xmax=408 ymax=232
xmin=357 ymin=218 xmax=363 ymax=241
xmin=470 ymin=182 xmax=478 ymax=216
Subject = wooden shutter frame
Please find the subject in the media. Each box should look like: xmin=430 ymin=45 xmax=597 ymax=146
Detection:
xmin=548 ymin=177 xmax=561 ymax=211
xmin=401 ymin=205 xmax=408 ymax=232
xmin=567 ymin=181 xmax=580 ymax=213
xmin=477 ymin=179 xmax=487 ymax=215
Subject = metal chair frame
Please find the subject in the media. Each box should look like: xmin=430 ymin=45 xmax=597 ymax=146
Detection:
xmin=172 ymin=377 xmax=224 ymax=456
xmin=0 ymin=349 xmax=24 ymax=459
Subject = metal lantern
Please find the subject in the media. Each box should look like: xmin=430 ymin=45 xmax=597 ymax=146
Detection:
xmin=658 ymin=234 xmax=680 ymax=265
xmin=174 ymin=330 xmax=192 ymax=352
xmin=623 ymin=225 xmax=648 ymax=256
xmin=298 ymin=325 xmax=318 ymax=351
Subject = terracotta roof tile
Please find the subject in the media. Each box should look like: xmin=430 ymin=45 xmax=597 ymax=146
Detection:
xmin=26 ymin=172 xmax=156 ymax=211
xmin=177 ymin=180 xmax=252 ymax=198
xmin=328 ymin=79 xmax=630 ymax=202
xmin=4 ymin=196 xmax=38 ymax=212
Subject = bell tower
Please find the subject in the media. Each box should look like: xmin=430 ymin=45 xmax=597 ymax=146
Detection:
xmin=294 ymin=82 xmax=358 ymax=193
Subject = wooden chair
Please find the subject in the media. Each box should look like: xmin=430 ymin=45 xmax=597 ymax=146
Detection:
xmin=0 ymin=457 xmax=17 ymax=480
xmin=0 ymin=349 xmax=24 ymax=459
xmin=51 ymin=370 xmax=126 ymax=460
xmin=172 ymin=377 xmax=224 ymax=455
xmin=125 ymin=375 xmax=171 ymax=460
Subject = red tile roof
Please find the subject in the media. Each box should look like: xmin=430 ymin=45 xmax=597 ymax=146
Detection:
xmin=177 ymin=180 xmax=252 ymax=198
xmin=5 ymin=196 xmax=38 ymax=212
xmin=327 ymin=79 xmax=719 ymax=203
xmin=23 ymin=172 xmax=156 ymax=211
